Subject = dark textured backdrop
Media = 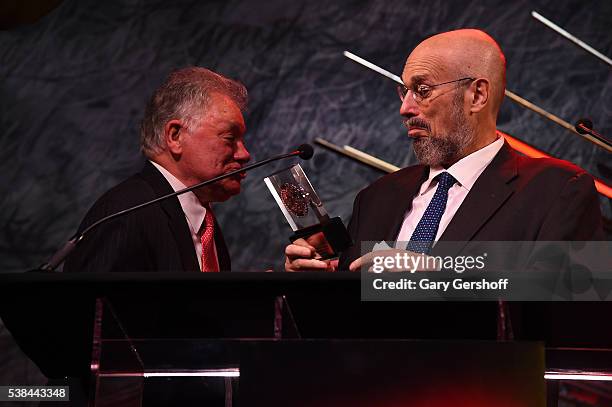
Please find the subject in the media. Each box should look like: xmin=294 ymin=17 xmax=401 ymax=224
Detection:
xmin=1 ymin=0 xmax=611 ymax=272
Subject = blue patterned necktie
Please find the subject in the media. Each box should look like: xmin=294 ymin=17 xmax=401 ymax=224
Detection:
xmin=407 ymin=172 xmax=457 ymax=254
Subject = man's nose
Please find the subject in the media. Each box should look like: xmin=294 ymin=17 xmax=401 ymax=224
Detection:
xmin=235 ymin=140 xmax=250 ymax=163
xmin=399 ymin=93 xmax=419 ymax=118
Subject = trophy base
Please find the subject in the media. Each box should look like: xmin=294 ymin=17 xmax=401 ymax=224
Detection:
xmin=289 ymin=217 xmax=353 ymax=260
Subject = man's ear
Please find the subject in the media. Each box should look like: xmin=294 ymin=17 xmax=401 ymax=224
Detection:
xmin=163 ymin=119 xmax=184 ymax=155
xmin=469 ymin=78 xmax=490 ymax=114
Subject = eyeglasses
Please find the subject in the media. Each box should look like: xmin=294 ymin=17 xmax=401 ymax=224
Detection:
xmin=397 ymin=77 xmax=475 ymax=104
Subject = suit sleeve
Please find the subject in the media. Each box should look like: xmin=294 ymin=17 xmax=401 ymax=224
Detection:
xmin=337 ymin=191 xmax=364 ymax=271
xmin=537 ymin=171 xmax=605 ymax=240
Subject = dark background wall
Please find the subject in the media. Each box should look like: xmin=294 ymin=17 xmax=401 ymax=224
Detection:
xmin=1 ymin=0 xmax=610 ymax=272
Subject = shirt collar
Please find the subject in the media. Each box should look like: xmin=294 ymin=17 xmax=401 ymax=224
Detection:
xmin=420 ymin=135 xmax=505 ymax=195
xmin=150 ymin=160 xmax=207 ymax=233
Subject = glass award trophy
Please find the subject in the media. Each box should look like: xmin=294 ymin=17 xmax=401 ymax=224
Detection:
xmin=264 ymin=164 xmax=353 ymax=259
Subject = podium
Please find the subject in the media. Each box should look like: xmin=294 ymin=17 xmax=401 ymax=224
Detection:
xmin=1 ymin=272 xmax=611 ymax=406
xmin=91 ymin=291 xmax=545 ymax=406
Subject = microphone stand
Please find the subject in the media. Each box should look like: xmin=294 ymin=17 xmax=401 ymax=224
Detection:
xmin=39 ymin=145 xmax=314 ymax=271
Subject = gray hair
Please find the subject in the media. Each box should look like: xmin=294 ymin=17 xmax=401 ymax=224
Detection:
xmin=140 ymin=67 xmax=248 ymax=157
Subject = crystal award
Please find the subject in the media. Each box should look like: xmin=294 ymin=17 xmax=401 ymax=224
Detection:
xmin=264 ymin=164 xmax=352 ymax=259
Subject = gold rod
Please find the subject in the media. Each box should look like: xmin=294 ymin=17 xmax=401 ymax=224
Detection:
xmin=314 ymin=137 xmax=399 ymax=173
xmin=504 ymin=90 xmax=612 ymax=153
xmin=343 ymin=146 xmax=401 ymax=172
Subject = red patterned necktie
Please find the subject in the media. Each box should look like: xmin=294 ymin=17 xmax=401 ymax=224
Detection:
xmin=200 ymin=207 xmax=219 ymax=272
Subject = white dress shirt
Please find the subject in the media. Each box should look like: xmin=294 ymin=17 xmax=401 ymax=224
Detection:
xmin=150 ymin=161 xmax=218 ymax=270
xmin=396 ymin=136 xmax=505 ymax=247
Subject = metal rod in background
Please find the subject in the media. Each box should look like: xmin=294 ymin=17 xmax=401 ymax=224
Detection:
xmin=343 ymin=50 xmax=612 ymax=153
xmin=503 ymin=90 xmax=611 ymax=153
xmin=531 ymin=11 xmax=612 ymax=68
xmin=343 ymin=51 xmax=403 ymax=84
xmin=314 ymin=137 xmax=400 ymax=173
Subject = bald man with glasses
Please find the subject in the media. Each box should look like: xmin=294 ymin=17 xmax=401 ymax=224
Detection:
xmin=285 ymin=28 xmax=604 ymax=272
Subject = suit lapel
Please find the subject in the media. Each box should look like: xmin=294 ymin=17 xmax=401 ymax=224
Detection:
xmin=435 ymin=142 xmax=518 ymax=255
xmin=139 ymin=162 xmax=201 ymax=272
xmin=382 ymin=166 xmax=429 ymax=241
xmin=213 ymin=219 xmax=231 ymax=272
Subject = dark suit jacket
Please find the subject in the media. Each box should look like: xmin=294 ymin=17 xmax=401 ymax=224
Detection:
xmin=63 ymin=162 xmax=231 ymax=272
xmin=338 ymin=142 xmax=604 ymax=269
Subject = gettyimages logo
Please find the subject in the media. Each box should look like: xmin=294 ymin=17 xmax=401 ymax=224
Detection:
xmin=367 ymin=241 xmax=487 ymax=273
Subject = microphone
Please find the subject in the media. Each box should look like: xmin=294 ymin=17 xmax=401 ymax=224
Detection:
xmin=297 ymin=143 xmax=314 ymax=160
xmin=40 ymin=144 xmax=315 ymax=271
xmin=575 ymin=118 xmax=611 ymax=149
xmin=575 ymin=118 xmax=593 ymax=135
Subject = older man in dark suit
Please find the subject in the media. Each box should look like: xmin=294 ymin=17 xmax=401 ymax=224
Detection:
xmin=65 ymin=67 xmax=250 ymax=273
xmin=285 ymin=29 xmax=604 ymax=272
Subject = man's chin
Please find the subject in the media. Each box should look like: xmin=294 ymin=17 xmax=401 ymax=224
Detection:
xmin=195 ymin=180 xmax=242 ymax=203
xmin=216 ymin=181 xmax=242 ymax=201
xmin=413 ymin=139 xmax=455 ymax=167
xmin=414 ymin=141 xmax=438 ymax=166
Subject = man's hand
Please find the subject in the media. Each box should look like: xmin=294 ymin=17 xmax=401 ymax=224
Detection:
xmin=349 ymin=249 xmax=440 ymax=272
xmin=284 ymin=238 xmax=338 ymax=272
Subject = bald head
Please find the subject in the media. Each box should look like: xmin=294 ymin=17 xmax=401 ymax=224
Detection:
xmin=406 ymin=29 xmax=506 ymax=117
xmin=400 ymin=29 xmax=507 ymax=167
